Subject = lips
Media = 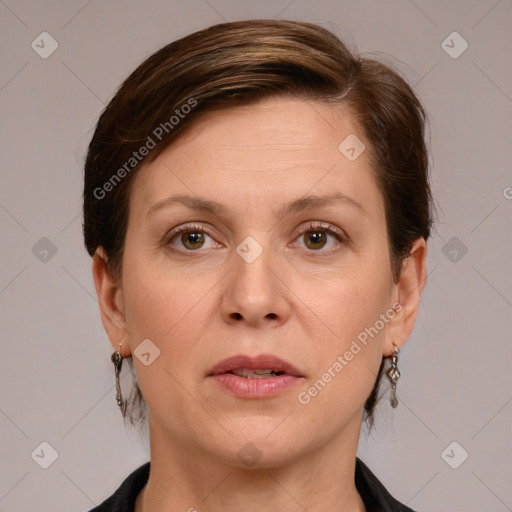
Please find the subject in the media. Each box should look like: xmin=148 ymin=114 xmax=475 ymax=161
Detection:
xmin=208 ymin=354 xmax=304 ymax=399
xmin=209 ymin=354 xmax=303 ymax=378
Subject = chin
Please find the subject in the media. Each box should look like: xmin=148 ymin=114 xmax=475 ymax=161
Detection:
xmin=208 ymin=423 xmax=305 ymax=469
xmin=223 ymin=440 xmax=303 ymax=470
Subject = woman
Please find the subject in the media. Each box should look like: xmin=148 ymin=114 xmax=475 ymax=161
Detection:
xmin=84 ymin=19 xmax=431 ymax=512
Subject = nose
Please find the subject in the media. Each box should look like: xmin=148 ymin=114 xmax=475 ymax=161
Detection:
xmin=220 ymin=238 xmax=290 ymax=328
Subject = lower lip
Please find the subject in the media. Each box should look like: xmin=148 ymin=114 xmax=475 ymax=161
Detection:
xmin=211 ymin=373 xmax=302 ymax=398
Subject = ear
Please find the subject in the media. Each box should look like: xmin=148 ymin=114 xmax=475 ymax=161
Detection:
xmin=384 ymin=237 xmax=428 ymax=356
xmin=92 ymin=247 xmax=130 ymax=357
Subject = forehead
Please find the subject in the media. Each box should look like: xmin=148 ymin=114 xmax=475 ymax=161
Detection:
xmin=169 ymin=98 xmax=360 ymax=165
xmin=129 ymin=97 xmax=383 ymax=220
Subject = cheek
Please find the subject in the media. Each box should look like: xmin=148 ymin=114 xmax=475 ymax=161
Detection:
xmin=122 ymin=239 xmax=189 ymax=337
xmin=121 ymin=249 xmax=216 ymax=371
xmin=291 ymin=319 xmax=385 ymax=453
xmin=120 ymin=256 xmax=213 ymax=424
xmin=294 ymin=268 xmax=390 ymax=412
xmin=306 ymin=265 xmax=391 ymax=349
xmin=123 ymin=272 xmax=176 ymax=340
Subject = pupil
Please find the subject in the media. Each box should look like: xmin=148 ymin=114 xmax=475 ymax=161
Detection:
xmin=183 ymin=232 xmax=204 ymax=249
xmin=307 ymin=231 xmax=325 ymax=249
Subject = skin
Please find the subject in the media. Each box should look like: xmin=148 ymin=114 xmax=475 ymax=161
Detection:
xmin=93 ymin=97 xmax=427 ymax=512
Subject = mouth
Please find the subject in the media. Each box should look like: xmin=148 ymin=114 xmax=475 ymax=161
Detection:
xmin=208 ymin=354 xmax=304 ymax=399
xmin=208 ymin=354 xmax=303 ymax=378
xmin=226 ymin=369 xmax=287 ymax=378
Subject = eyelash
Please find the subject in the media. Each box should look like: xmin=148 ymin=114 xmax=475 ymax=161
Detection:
xmin=165 ymin=221 xmax=347 ymax=255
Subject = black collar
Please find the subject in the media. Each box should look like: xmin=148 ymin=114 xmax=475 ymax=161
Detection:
xmin=88 ymin=458 xmax=417 ymax=512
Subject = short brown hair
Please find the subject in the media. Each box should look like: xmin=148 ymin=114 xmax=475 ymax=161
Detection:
xmin=83 ymin=19 xmax=433 ymax=429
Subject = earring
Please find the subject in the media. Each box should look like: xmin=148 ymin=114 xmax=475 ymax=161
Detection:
xmin=386 ymin=342 xmax=401 ymax=408
xmin=111 ymin=342 xmax=126 ymax=415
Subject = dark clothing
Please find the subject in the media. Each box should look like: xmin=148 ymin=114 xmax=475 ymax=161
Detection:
xmin=88 ymin=457 xmax=416 ymax=511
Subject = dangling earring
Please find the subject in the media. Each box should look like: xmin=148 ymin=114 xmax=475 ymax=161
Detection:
xmin=111 ymin=341 xmax=126 ymax=415
xmin=387 ymin=342 xmax=401 ymax=408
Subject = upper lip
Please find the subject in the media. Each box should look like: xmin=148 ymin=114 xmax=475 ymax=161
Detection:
xmin=209 ymin=354 xmax=303 ymax=377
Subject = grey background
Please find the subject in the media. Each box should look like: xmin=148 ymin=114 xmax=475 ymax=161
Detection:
xmin=1 ymin=1 xmax=511 ymax=511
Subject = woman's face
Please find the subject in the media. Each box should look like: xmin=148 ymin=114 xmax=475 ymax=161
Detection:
xmin=97 ymin=97 xmax=424 ymax=468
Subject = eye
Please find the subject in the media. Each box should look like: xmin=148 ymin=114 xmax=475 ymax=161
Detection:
xmin=165 ymin=223 xmax=219 ymax=251
xmin=165 ymin=221 xmax=347 ymax=254
xmin=294 ymin=221 xmax=346 ymax=253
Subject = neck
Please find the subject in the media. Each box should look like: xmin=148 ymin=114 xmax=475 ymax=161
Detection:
xmin=135 ymin=412 xmax=366 ymax=512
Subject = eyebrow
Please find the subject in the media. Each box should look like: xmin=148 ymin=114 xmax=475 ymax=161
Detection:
xmin=146 ymin=192 xmax=365 ymax=219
